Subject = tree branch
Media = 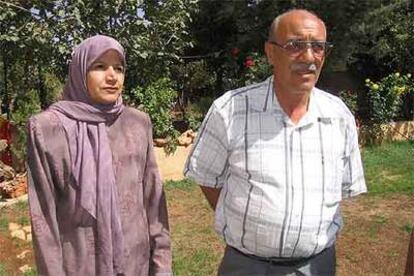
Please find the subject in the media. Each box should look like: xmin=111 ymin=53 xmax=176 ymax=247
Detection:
xmin=0 ymin=1 xmax=32 ymax=14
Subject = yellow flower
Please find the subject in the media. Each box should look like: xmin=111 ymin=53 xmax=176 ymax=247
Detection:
xmin=395 ymin=72 xmax=400 ymax=77
xmin=408 ymin=73 xmax=412 ymax=78
xmin=365 ymin=78 xmax=370 ymax=83
xmin=371 ymin=84 xmax=379 ymax=91
xmin=397 ymin=86 xmax=406 ymax=95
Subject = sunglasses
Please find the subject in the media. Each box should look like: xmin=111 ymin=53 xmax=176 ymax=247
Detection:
xmin=268 ymin=39 xmax=333 ymax=57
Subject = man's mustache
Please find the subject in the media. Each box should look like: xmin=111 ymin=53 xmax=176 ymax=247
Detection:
xmin=290 ymin=63 xmax=317 ymax=72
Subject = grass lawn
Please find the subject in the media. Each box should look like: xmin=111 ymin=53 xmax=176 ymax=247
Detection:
xmin=0 ymin=141 xmax=412 ymax=275
xmin=362 ymin=141 xmax=414 ymax=195
xmin=165 ymin=141 xmax=414 ymax=275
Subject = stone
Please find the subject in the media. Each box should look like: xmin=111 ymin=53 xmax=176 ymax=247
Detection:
xmin=19 ymin=265 xmax=32 ymax=273
xmin=11 ymin=229 xmax=26 ymax=240
xmin=22 ymin=226 xmax=32 ymax=233
xmin=0 ymin=139 xmax=7 ymax=152
xmin=0 ymin=160 xmax=15 ymax=180
xmin=8 ymin=222 xmax=21 ymax=231
xmin=0 ymin=173 xmax=27 ymax=198
xmin=153 ymin=138 xmax=168 ymax=147
xmin=177 ymin=130 xmax=195 ymax=147
xmin=17 ymin=250 xmax=31 ymax=259
xmin=183 ymin=129 xmax=196 ymax=138
xmin=177 ymin=135 xmax=192 ymax=147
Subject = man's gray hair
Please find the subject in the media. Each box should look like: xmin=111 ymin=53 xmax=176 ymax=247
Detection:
xmin=268 ymin=9 xmax=326 ymax=42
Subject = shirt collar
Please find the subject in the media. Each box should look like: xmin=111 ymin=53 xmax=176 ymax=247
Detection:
xmin=266 ymin=78 xmax=318 ymax=128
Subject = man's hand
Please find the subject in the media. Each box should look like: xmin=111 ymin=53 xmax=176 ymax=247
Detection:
xmin=200 ymin=186 xmax=222 ymax=210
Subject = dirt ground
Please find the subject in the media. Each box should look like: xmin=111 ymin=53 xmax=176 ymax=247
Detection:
xmin=0 ymin=192 xmax=412 ymax=275
xmin=0 ymin=146 xmax=412 ymax=275
xmin=336 ymin=194 xmax=413 ymax=275
xmin=154 ymin=146 xmax=192 ymax=181
xmin=0 ymin=205 xmax=35 ymax=275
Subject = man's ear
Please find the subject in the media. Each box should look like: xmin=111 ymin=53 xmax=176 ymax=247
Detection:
xmin=264 ymin=42 xmax=274 ymax=67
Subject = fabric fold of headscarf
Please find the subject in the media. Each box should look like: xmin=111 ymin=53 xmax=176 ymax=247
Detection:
xmin=48 ymin=35 xmax=126 ymax=275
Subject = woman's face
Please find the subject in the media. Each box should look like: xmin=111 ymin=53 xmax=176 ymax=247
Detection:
xmin=86 ymin=49 xmax=125 ymax=105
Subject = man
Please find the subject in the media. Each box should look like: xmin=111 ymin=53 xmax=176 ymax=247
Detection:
xmin=184 ymin=9 xmax=366 ymax=275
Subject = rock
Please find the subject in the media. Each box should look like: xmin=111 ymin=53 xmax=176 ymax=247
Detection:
xmin=0 ymin=139 xmax=7 ymax=152
xmin=22 ymin=226 xmax=32 ymax=233
xmin=177 ymin=135 xmax=192 ymax=147
xmin=19 ymin=265 xmax=32 ymax=273
xmin=26 ymin=234 xmax=32 ymax=242
xmin=8 ymin=222 xmax=21 ymax=231
xmin=153 ymin=138 xmax=168 ymax=147
xmin=177 ymin=130 xmax=196 ymax=146
xmin=184 ymin=129 xmax=196 ymax=138
xmin=11 ymin=229 xmax=26 ymax=240
xmin=17 ymin=250 xmax=31 ymax=259
xmin=0 ymin=160 xmax=15 ymax=180
xmin=0 ymin=173 xmax=27 ymax=198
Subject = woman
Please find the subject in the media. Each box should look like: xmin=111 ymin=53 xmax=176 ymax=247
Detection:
xmin=27 ymin=35 xmax=172 ymax=275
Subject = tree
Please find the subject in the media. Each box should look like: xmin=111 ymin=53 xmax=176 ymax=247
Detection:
xmin=0 ymin=0 xmax=198 ymax=160
xmin=348 ymin=0 xmax=414 ymax=78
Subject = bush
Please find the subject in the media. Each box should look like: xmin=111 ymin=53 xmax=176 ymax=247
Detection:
xmin=364 ymin=72 xmax=413 ymax=143
xmin=338 ymin=90 xmax=358 ymax=116
xmin=222 ymin=48 xmax=271 ymax=91
xmin=128 ymin=78 xmax=179 ymax=153
xmin=349 ymin=0 xmax=414 ymax=78
xmin=10 ymin=89 xmax=41 ymax=171
xmin=185 ymin=97 xmax=214 ymax=131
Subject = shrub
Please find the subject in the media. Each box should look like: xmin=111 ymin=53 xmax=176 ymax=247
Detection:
xmin=185 ymin=97 xmax=214 ymax=131
xmin=222 ymin=48 xmax=271 ymax=91
xmin=128 ymin=78 xmax=179 ymax=154
xmin=338 ymin=90 xmax=358 ymax=116
xmin=349 ymin=0 xmax=414 ymax=78
xmin=10 ymin=89 xmax=41 ymax=171
xmin=240 ymin=52 xmax=271 ymax=86
xmin=364 ymin=72 xmax=413 ymax=144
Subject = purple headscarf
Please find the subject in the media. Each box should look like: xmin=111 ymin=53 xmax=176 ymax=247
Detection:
xmin=48 ymin=35 xmax=125 ymax=275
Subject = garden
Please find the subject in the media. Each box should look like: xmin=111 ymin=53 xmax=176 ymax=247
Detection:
xmin=0 ymin=0 xmax=413 ymax=275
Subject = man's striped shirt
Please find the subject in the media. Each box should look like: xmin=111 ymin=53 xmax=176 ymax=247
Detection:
xmin=184 ymin=77 xmax=366 ymax=258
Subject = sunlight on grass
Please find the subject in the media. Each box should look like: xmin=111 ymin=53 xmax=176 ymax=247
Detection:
xmin=22 ymin=268 xmax=37 ymax=276
xmin=363 ymin=141 xmax=414 ymax=195
xmin=166 ymin=178 xmax=223 ymax=275
xmin=0 ymin=217 xmax=8 ymax=232
xmin=173 ymin=247 xmax=221 ymax=276
xmin=164 ymin=178 xmax=196 ymax=192
xmin=0 ymin=263 xmax=6 ymax=276
xmin=17 ymin=216 xmax=30 ymax=226
xmin=164 ymin=141 xmax=413 ymax=274
xmin=15 ymin=200 xmax=29 ymax=212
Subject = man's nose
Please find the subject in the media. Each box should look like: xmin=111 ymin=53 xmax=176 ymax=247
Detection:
xmin=300 ymin=45 xmax=316 ymax=61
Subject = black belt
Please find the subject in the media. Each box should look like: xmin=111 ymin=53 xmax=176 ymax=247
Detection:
xmin=230 ymin=246 xmax=329 ymax=266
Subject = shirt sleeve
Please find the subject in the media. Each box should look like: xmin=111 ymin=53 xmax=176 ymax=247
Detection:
xmin=27 ymin=116 xmax=65 ymax=275
xmin=184 ymin=103 xmax=229 ymax=188
xmin=142 ymin=117 xmax=172 ymax=276
xmin=342 ymin=117 xmax=367 ymax=198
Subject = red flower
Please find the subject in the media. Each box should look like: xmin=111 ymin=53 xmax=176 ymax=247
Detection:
xmin=231 ymin=47 xmax=240 ymax=57
xmin=244 ymin=56 xmax=254 ymax=68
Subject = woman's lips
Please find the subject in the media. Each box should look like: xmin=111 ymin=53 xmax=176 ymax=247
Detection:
xmin=103 ymin=87 xmax=119 ymax=93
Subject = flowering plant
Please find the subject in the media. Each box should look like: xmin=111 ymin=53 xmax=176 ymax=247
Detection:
xmin=363 ymin=72 xmax=413 ymax=144
xmin=365 ymin=72 xmax=413 ymax=124
xmin=223 ymin=47 xmax=271 ymax=90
